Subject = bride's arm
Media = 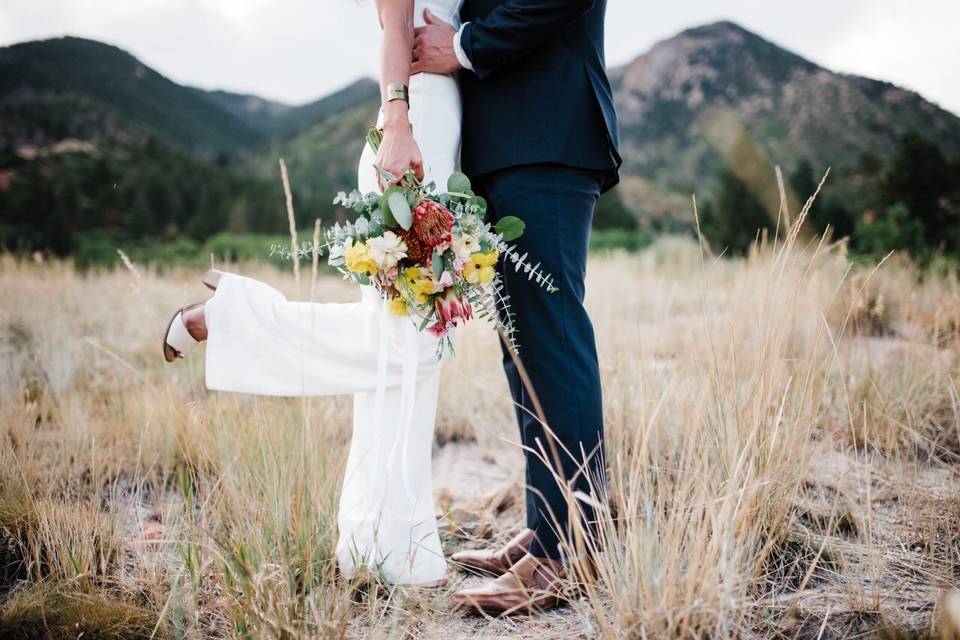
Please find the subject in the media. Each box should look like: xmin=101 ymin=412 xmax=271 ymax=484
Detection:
xmin=374 ymin=0 xmax=424 ymax=189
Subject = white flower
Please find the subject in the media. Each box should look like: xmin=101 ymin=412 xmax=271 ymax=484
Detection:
xmin=451 ymin=233 xmax=479 ymax=261
xmin=366 ymin=231 xmax=407 ymax=270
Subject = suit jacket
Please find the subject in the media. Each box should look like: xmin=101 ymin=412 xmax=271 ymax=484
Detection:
xmin=459 ymin=0 xmax=621 ymax=191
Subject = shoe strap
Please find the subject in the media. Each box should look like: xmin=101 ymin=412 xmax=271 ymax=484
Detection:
xmin=166 ymin=311 xmax=199 ymax=357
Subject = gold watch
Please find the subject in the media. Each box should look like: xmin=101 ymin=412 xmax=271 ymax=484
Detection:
xmin=386 ymin=83 xmax=409 ymax=103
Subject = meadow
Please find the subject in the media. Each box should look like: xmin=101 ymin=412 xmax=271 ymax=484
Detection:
xmin=1 ymin=219 xmax=959 ymax=638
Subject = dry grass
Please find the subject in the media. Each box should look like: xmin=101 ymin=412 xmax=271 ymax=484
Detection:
xmin=1 ymin=229 xmax=959 ymax=639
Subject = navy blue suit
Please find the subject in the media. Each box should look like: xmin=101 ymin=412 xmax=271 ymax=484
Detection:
xmin=459 ymin=0 xmax=621 ymax=559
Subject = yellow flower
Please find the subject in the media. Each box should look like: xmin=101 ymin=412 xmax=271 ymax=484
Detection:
xmin=463 ymin=250 xmax=499 ymax=284
xmin=402 ymin=266 xmax=437 ymax=304
xmin=387 ymin=297 xmax=408 ymax=316
xmin=343 ymin=240 xmax=377 ymax=275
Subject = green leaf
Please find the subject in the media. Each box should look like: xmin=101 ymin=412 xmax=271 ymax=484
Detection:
xmin=432 ymin=252 xmax=444 ymax=279
xmin=377 ymin=204 xmax=396 ymax=228
xmin=495 ymin=216 xmax=526 ymax=241
xmin=418 ymin=308 xmax=436 ymax=330
xmin=387 ymin=189 xmax=413 ymax=230
xmin=380 ymin=187 xmax=407 ymax=227
xmin=469 ymin=195 xmax=487 ymax=217
xmin=447 ymin=171 xmax=471 ymax=194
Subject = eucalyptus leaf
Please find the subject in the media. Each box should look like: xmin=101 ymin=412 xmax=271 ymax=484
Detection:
xmin=470 ymin=195 xmax=488 ymax=216
xmin=376 ymin=166 xmax=397 ymax=187
xmin=495 ymin=216 xmax=526 ymax=241
xmin=387 ymin=189 xmax=413 ymax=230
xmin=378 ymin=204 xmax=396 ymax=228
xmin=447 ymin=171 xmax=471 ymax=194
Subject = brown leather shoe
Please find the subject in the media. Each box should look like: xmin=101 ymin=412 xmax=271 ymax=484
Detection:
xmin=451 ymin=528 xmax=534 ymax=576
xmin=451 ymin=553 xmax=568 ymax=616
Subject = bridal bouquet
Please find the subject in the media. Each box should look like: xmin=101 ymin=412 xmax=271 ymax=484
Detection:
xmin=324 ymin=129 xmax=556 ymax=354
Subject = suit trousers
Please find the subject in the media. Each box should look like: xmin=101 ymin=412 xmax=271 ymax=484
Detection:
xmin=473 ymin=163 xmax=607 ymax=560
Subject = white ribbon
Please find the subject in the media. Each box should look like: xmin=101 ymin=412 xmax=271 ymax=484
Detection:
xmin=398 ymin=322 xmax=419 ymax=506
xmin=372 ymin=298 xmax=420 ymax=511
xmin=371 ymin=300 xmax=390 ymax=507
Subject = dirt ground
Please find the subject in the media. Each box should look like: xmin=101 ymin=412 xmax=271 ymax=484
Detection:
xmin=415 ymin=336 xmax=960 ymax=639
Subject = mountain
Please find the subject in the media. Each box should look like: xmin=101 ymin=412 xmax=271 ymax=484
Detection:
xmin=0 ymin=37 xmax=379 ymax=157
xmin=3 ymin=24 xmax=960 ymax=261
xmin=190 ymin=89 xmax=293 ymax=133
xmin=0 ymin=37 xmax=264 ymax=155
xmin=267 ymin=21 xmax=960 ymax=222
xmin=607 ymin=21 xmax=960 ymax=218
xmin=252 ymin=95 xmax=380 ymax=220
xmin=259 ymin=79 xmax=379 ymax=141
xmin=191 ymin=78 xmax=379 ymax=141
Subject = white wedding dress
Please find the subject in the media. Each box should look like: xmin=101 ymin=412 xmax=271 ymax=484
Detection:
xmin=203 ymin=0 xmax=463 ymax=585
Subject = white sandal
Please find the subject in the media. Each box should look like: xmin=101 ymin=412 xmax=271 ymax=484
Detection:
xmin=163 ymin=303 xmax=203 ymax=363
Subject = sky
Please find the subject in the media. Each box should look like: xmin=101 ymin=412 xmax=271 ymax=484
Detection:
xmin=1 ymin=0 xmax=958 ymax=115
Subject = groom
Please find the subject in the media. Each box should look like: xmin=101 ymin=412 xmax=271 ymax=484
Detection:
xmin=413 ymin=0 xmax=621 ymax=615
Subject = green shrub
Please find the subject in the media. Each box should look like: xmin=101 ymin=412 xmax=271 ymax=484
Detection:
xmin=593 ymin=187 xmax=639 ymax=230
xmin=854 ymin=202 xmax=927 ymax=262
xmin=590 ymin=228 xmax=653 ymax=253
xmin=73 ymin=230 xmax=125 ymax=271
xmin=203 ymin=232 xmax=294 ymax=266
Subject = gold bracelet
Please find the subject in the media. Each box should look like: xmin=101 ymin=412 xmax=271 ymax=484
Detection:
xmin=386 ymin=83 xmax=409 ymax=103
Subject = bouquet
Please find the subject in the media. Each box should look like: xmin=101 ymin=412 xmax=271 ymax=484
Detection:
xmin=324 ymin=129 xmax=556 ymax=356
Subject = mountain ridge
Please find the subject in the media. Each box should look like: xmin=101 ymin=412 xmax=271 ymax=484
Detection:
xmin=0 ymin=36 xmax=379 ymax=155
xmin=0 ymin=36 xmax=263 ymax=154
xmin=190 ymin=78 xmax=379 ymax=141
xmin=607 ymin=20 xmax=960 ymax=217
xmin=3 ymin=22 xmax=960 ymax=257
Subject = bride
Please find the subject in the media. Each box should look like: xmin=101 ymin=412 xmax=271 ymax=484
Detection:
xmin=161 ymin=0 xmax=463 ymax=586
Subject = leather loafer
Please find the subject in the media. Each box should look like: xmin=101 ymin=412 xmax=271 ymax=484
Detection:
xmin=451 ymin=553 xmax=568 ymax=616
xmin=451 ymin=528 xmax=534 ymax=576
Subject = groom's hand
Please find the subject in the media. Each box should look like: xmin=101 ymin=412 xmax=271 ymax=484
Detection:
xmin=411 ymin=9 xmax=461 ymax=75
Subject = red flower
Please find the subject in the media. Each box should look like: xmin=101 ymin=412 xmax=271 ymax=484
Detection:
xmin=412 ymin=200 xmax=454 ymax=248
xmin=397 ymin=227 xmax=433 ymax=265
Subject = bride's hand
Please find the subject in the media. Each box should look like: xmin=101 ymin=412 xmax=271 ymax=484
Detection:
xmin=375 ymin=110 xmax=425 ymax=191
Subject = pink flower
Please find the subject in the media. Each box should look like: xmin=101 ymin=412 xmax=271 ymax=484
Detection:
xmin=382 ymin=266 xmax=398 ymax=284
xmin=437 ymin=271 xmax=454 ymax=289
xmin=427 ymin=322 xmax=449 ymax=338
xmin=435 ymin=289 xmax=473 ymax=329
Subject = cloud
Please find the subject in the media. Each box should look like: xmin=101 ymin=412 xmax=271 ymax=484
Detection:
xmin=196 ymin=0 xmax=275 ymax=24
xmin=817 ymin=2 xmax=960 ymax=113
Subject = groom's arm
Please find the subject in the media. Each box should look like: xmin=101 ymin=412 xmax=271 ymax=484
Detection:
xmin=412 ymin=1 xmax=595 ymax=79
xmin=459 ymin=0 xmax=596 ymax=78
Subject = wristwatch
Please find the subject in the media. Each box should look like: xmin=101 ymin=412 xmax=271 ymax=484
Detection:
xmin=386 ymin=83 xmax=409 ymax=103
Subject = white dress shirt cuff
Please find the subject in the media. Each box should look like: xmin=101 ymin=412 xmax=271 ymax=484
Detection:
xmin=453 ymin=22 xmax=474 ymax=72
